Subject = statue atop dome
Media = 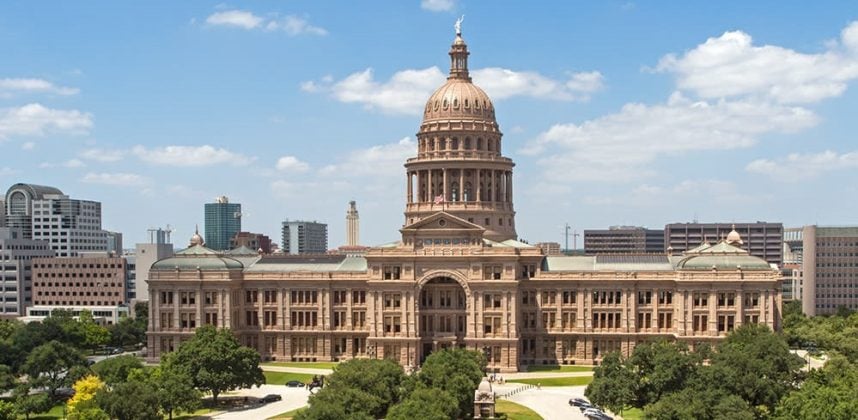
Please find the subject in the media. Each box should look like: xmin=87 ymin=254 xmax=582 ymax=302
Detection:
xmin=455 ymin=15 xmax=464 ymax=36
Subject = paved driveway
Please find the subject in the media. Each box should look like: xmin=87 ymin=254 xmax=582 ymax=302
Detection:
xmin=495 ymin=384 xmax=618 ymax=420
xmin=210 ymin=385 xmax=310 ymax=420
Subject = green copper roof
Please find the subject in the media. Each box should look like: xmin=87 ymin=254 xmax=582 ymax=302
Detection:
xmin=152 ymin=244 xmax=244 ymax=270
xmin=676 ymin=254 xmax=772 ymax=270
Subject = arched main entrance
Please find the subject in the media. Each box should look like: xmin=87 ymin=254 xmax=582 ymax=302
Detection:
xmin=418 ymin=276 xmax=468 ymax=363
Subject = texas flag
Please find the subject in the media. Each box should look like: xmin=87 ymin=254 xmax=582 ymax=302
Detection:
xmin=434 ymin=194 xmax=445 ymax=204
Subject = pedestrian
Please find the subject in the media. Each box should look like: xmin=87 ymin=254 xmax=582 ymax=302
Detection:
xmin=536 ymin=382 xmax=541 ymax=390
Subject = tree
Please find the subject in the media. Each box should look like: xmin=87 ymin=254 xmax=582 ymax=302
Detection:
xmin=12 ymin=384 xmax=52 ymax=420
xmin=0 ymin=365 xmax=16 ymax=392
xmin=709 ymin=324 xmax=804 ymax=415
xmin=296 ymin=386 xmax=377 ymax=420
xmin=645 ymin=385 xmax=755 ymax=420
xmin=161 ymin=326 xmax=263 ymax=404
xmin=109 ymin=316 xmax=145 ymax=347
xmin=627 ymin=339 xmax=700 ymax=406
xmin=774 ymin=354 xmax=858 ymax=420
xmin=67 ymin=375 xmax=106 ymax=414
xmin=68 ymin=408 xmax=110 ymax=420
xmin=91 ymin=354 xmax=143 ymax=385
xmin=387 ymin=387 xmax=457 ymax=420
xmin=151 ymin=367 xmax=202 ymax=420
xmin=585 ymin=351 xmax=637 ymax=415
xmin=0 ymin=400 xmax=14 ymax=420
xmin=79 ymin=310 xmax=111 ymax=350
xmin=97 ymin=378 xmax=161 ymax=420
xmin=303 ymin=358 xmax=406 ymax=419
xmin=22 ymin=340 xmax=87 ymax=397
xmin=416 ymin=348 xmax=484 ymax=418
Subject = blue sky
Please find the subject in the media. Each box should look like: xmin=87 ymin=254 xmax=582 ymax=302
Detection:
xmin=1 ymin=1 xmax=857 ymax=248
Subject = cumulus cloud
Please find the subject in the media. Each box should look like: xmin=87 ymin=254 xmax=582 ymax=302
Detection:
xmin=39 ymin=159 xmax=86 ymax=169
xmin=523 ymin=92 xmax=817 ymax=181
xmin=320 ymin=137 xmax=415 ymax=177
xmin=81 ymin=172 xmax=148 ymax=186
xmin=656 ymin=21 xmax=858 ymax=104
xmin=747 ymin=150 xmax=858 ymax=180
xmin=421 ymin=0 xmax=456 ymax=12
xmin=132 ymin=145 xmax=254 ymax=167
xmin=21 ymin=141 xmax=35 ymax=150
xmin=275 ymin=155 xmax=310 ymax=172
xmin=304 ymin=67 xmax=604 ymax=115
xmin=79 ymin=148 xmax=125 ymax=162
xmin=0 ymin=103 xmax=93 ymax=140
xmin=205 ymin=9 xmax=327 ymax=35
xmin=0 ymin=78 xmax=79 ymax=96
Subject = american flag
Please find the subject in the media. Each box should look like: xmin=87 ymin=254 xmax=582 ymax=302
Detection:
xmin=434 ymin=194 xmax=445 ymax=204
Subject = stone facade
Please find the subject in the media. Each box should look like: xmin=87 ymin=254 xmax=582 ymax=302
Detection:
xmin=146 ymin=29 xmax=782 ymax=372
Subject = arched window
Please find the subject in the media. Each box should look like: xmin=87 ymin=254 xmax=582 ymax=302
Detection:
xmin=464 ymin=138 xmax=471 ymax=150
xmin=451 ymin=182 xmax=460 ymax=202
xmin=464 ymin=182 xmax=473 ymax=202
xmin=451 ymin=138 xmax=459 ymax=150
xmin=477 ymin=138 xmax=484 ymax=150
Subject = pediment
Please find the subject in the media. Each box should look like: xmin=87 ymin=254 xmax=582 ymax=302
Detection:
xmin=400 ymin=211 xmax=485 ymax=233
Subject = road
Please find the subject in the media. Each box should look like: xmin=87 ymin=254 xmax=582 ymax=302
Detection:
xmin=209 ymin=385 xmax=310 ymax=420
xmin=495 ymin=384 xmax=619 ymax=420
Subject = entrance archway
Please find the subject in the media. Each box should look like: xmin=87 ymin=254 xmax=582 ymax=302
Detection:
xmin=418 ymin=276 xmax=468 ymax=363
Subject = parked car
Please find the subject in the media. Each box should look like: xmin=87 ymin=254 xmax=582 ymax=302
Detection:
xmin=578 ymin=402 xmax=595 ymax=412
xmin=285 ymin=380 xmax=304 ymax=388
xmin=583 ymin=408 xmax=612 ymax=420
xmin=260 ymin=394 xmax=282 ymax=403
xmin=569 ymin=397 xmax=590 ymax=407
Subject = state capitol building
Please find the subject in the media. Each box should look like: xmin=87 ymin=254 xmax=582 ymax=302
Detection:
xmin=146 ymin=27 xmax=783 ymax=372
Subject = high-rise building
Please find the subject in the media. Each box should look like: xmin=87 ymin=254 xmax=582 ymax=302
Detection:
xmin=204 ymin=196 xmax=241 ymax=251
xmin=4 ymin=184 xmax=109 ymax=257
xmin=0 ymin=227 xmax=54 ymax=316
xmin=665 ymin=222 xmax=783 ymax=266
xmin=0 ymin=198 xmax=5 ymax=227
xmin=29 ymin=254 xmax=129 ymax=324
xmin=105 ymin=230 xmax=123 ymax=256
xmin=146 ymin=25 xmax=781 ymax=371
xmin=231 ymin=231 xmax=272 ymax=254
xmin=800 ymin=226 xmax=858 ymax=316
xmin=584 ymin=226 xmax=664 ymax=255
xmin=346 ymin=201 xmax=360 ymax=247
xmin=281 ymin=221 xmax=328 ymax=254
xmin=133 ymin=228 xmax=174 ymax=303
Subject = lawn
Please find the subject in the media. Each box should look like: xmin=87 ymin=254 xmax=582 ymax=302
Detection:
xmin=507 ymin=376 xmax=593 ymax=387
xmin=261 ymin=361 xmax=339 ymax=370
xmin=26 ymin=403 xmax=65 ymax=420
xmin=524 ymin=365 xmax=594 ymax=373
xmin=263 ymin=371 xmax=315 ymax=385
xmin=173 ymin=407 xmax=216 ymax=420
xmin=496 ymin=399 xmax=543 ymax=420
xmin=267 ymin=407 xmax=305 ymax=419
xmin=620 ymin=407 xmax=645 ymax=419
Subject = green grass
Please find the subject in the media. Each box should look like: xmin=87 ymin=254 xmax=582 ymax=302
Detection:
xmin=261 ymin=361 xmax=339 ymax=369
xmin=508 ymin=376 xmax=593 ymax=387
xmin=24 ymin=403 xmax=65 ymax=420
xmin=267 ymin=407 xmax=306 ymax=419
xmin=263 ymin=371 xmax=315 ymax=385
xmin=496 ymin=399 xmax=543 ymax=420
xmin=621 ymin=407 xmax=645 ymax=419
xmin=524 ymin=364 xmax=594 ymax=373
xmin=173 ymin=407 xmax=216 ymax=420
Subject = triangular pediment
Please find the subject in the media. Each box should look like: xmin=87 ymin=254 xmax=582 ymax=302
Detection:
xmin=401 ymin=211 xmax=486 ymax=233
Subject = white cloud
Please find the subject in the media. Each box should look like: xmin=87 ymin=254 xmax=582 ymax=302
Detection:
xmin=275 ymin=155 xmax=310 ymax=172
xmin=81 ymin=172 xmax=148 ymax=186
xmin=20 ymin=141 xmax=35 ymax=150
xmin=656 ymin=21 xmax=858 ymax=104
xmin=79 ymin=148 xmax=125 ymax=162
xmin=266 ymin=16 xmax=328 ymax=36
xmin=206 ymin=10 xmax=263 ymax=29
xmin=132 ymin=145 xmax=254 ymax=167
xmin=472 ymin=68 xmax=604 ymax=101
xmin=0 ymin=78 xmax=79 ymax=96
xmin=39 ymin=159 xmax=86 ymax=169
xmin=305 ymin=67 xmax=603 ymax=115
xmin=421 ymin=0 xmax=456 ymax=12
xmin=205 ymin=9 xmax=327 ymax=35
xmin=523 ymin=92 xmax=817 ymax=181
xmin=0 ymin=103 xmax=93 ymax=140
xmin=320 ymin=137 xmax=415 ymax=177
xmin=747 ymin=150 xmax=858 ymax=180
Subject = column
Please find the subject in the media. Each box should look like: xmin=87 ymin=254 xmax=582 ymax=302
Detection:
xmin=443 ymin=169 xmax=449 ymax=201
xmin=476 ymin=170 xmax=482 ymax=202
xmin=709 ymin=290 xmax=717 ymax=336
xmin=407 ymin=172 xmax=413 ymax=204
xmin=173 ymin=289 xmax=179 ymax=332
xmin=459 ymin=169 xmax=465 ymax=202
xmin=508 ymin=172 xmax=513 ymax=203
xmin=278 ymin=289 xmax=285 ymax=328
xmin=427 ymin=170 xmax=433 ymax=201
xmin=491 ymin=170 xmax=497 ymax=202
xmin=152 ymin=290 xmax=160 ymax=330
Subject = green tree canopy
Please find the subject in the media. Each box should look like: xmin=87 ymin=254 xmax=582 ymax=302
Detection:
xmin=91 ymin=355 xmax=143 ymax=385
xmin=97 ymin=377 xmax=161 ymax=420
xmin=22 ymin=340 xmax=87 ymax=397
xmin=79 ymin=310 xmax=111 ymax=350
xmin=416 ymin=348 xmax=485 ymax=418
xmin=585 ymin=351 xmax=637 ymax=414
xmin=12 ymin=384 xmax=53 ymax=420
xmin=386 ymin=387 xmax=457 ymax=420
xmin=774 ymin=354 xmax=858 ymax=420
xmin=300 ymin=358 xmax=406 ymax=419
xmin=161 ymin=326 xmax=263 ymax=404
xmin=627 ymin=339 xmax=701 ymax=406
xmin=151 ymin=367 xmax=202 ymax=420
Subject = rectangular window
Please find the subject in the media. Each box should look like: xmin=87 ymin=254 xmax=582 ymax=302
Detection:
xmin=204 ymin=312 xmax=218 ymax=326
xmin=541 ymin=291 xmax=557 ymax=306
xmin=263 ymin=310 xmax=277 ymax=326
xmin=333 ymin=310 xmax=346 ymax=328
xmin=659 ymin=291 xmax=673 ymax=305
xmin=718 ymin=314 xmax=735 ymax=333
xmin=352 ymin=290 xmax=366 ymax=305
xmin=383 ymin=293 xmax=401 ymax=309
xmin=743 ymin=292 xmax=760 ymax=308
xmin=636 ymin=312 xmax=651 ymax=329
xmin=693 ymin=292 xmax=708 ymax=307
xmin=638 ymin=291 xmax=652 ymax=305
xmin=245 ymin=311 xmax=259 ymax=326
xmin=541 ymin=311 xmax=556 ymax=329
xmin=352 ymin=310 xmax=366 ymax=329
xmin=693 ymin=314 xmax=708 ymax=332
xmin=383 ymin=265 xmax=402 ymax=280
xmin=561 ymin=311 xmax=576 ymax=330
xmin=204 ymin=292 xmax=218 ymax=305
xmin=658 ymin=312 xmax=673 ymax=329
xmin=263 ymin=290 xmax=277 ymax=304
xmin=562 ymin=291 xmax=576 ymax=305
xmin=245 ymin=290 xmax=258 ymax=304
xmin=332 ymin=290 xmax=347 ymax=305
xmin=483 ymin=265 xmax=503 ymax=280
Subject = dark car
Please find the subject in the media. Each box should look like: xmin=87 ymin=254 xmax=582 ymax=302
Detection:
xmin=285 ymin=380 xmax=304 ymax=388
xmin=260 ymin=394 xmax=282 ymax=403
xmin=578 ymin=402 xmax=595 ymax=412
xmin=569 ymin=397 xmax=590 ymax=407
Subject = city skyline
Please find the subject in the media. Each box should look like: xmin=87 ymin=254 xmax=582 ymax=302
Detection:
xmin=1 ymin=2 xmax=857 ymax=247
